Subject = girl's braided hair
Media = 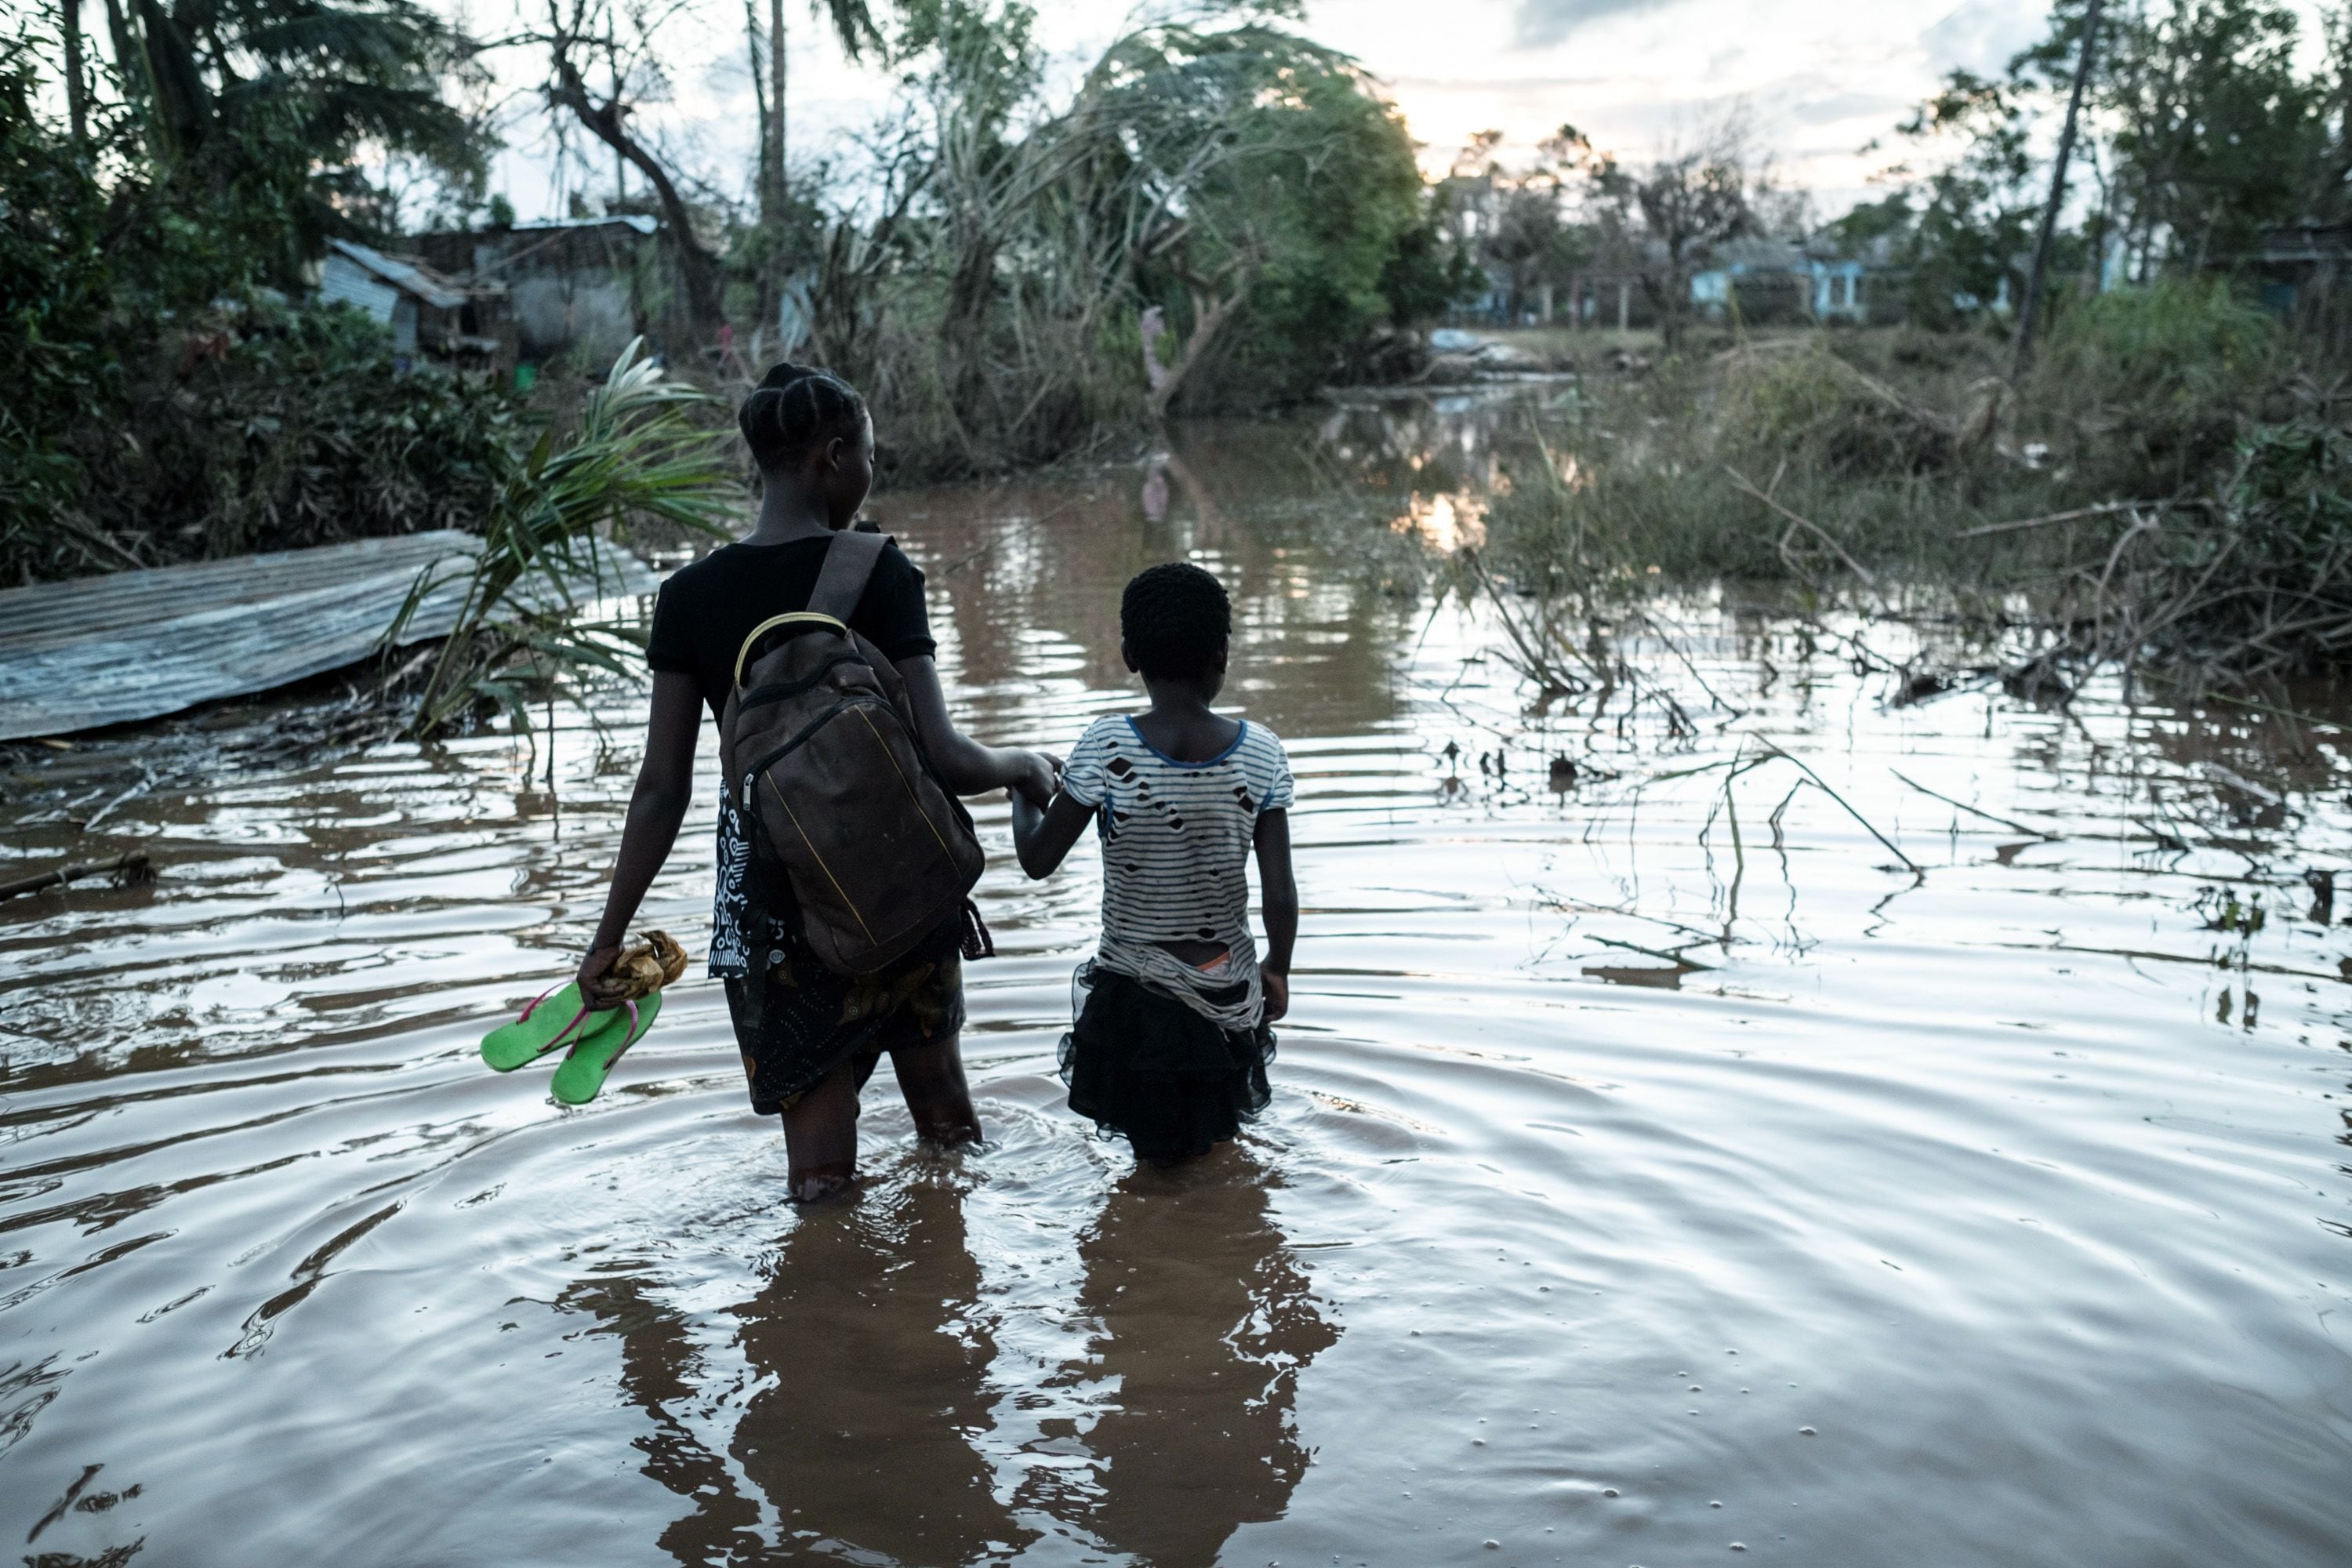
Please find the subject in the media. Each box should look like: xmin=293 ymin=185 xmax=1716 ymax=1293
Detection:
xmin=739 ymin=361 xmax=867 ymax=472
xmin=1120 ymin=561 xmax=1231 ymax=680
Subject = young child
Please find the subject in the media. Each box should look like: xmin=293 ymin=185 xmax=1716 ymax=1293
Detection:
xmin=576 ymin=362 xmax=1057 ymax=1201
xmin=1010 ymin=562 xmax=1298 ymax=1166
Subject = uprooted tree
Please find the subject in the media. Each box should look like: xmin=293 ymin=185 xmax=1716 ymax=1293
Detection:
xmin=795 ymin=0 xmax=1440 ymax=470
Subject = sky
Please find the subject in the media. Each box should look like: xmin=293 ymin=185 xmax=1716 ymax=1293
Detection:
xmin=466 ymin=0 xmax=2060 ymax=227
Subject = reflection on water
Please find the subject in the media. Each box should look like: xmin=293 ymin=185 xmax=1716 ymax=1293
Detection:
xmin=1065 ymin=1156 xmax=1334 ymax=1568
xmin=731 ymin=1183 xmax=1014 ymax=1566
xmin=570 ymin=1154 xmax=1332 ymax=1568
xmin=4 ymin=385 xmax=2351 ymax=1566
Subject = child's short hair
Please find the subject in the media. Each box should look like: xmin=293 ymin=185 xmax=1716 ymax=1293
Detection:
xmin=1121 ymin=561 xmax=1231 ymax=680
xmin=740 ymin=362 xmax=866 ymax=472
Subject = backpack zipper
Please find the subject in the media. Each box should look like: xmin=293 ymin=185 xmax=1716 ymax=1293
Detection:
xmin=735 ymin=652 xmax=871 ymax=713
xmin=739 ymin=695 xmax=892 ymax=808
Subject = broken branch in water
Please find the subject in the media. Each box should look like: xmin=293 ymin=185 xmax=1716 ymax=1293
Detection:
xmin=1951 ymin=500 xmax=2165 ymax=539
xmin=0 ymin=851 xmax=153 ymax=901
xmin=1582 ymin=933 xmax=1718 ymax=971
xmin=1629 ymin=608 xmax=1747 ymax=720
xmin=1748 ymin=739 xmax=1922 ymax=873
xmin=81 ymin=770 xmax=154 ymax=832
xmin=1890 ymin=769 xmax=2062 ymax=840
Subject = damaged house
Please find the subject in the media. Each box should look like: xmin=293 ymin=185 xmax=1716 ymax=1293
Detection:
xmin=315 ymin=238 xmax=509 ymax=370
xmin=415 ymin=215 xmax=685 ymax=369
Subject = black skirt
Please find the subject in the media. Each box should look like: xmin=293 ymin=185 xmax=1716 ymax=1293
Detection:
xmin=1058 ymin=964 xmax=1275 ymax=1164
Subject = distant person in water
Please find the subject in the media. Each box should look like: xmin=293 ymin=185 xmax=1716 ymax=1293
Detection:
xmin=575 ymin=362 xmax=1057 ymax=1200
xmin=1010 ymin=563 xmax=1298 ymax=1165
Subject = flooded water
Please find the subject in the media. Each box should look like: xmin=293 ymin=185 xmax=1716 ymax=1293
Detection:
xmin=5 ymin=392 xmax=2351 ymax=1566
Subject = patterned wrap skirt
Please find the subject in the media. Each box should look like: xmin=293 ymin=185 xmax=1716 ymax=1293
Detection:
xmin=723 ymin=904 xmax=966 ymax=1116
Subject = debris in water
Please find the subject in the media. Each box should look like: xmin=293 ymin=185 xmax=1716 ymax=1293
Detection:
xmin=1893 ymin=667 xmax=1953 ymax=706
xmin=0 ymin=849 xmax=153 ymax=901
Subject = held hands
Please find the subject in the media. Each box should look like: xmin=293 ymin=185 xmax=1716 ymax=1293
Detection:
xmin=1013 ymin=750 xmax=1062 ymax=808
xmin=1261 ymin=968 xmax=1289 ymax=1023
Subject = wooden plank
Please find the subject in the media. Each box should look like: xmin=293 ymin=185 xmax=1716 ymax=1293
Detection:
xmin=0 ymin=534 xmax=662 ymax=741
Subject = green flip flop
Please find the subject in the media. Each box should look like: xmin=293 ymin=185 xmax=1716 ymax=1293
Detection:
xmin=481 ymin=982 xmax=614 ymax=1073
xmin=550 ymin=989 xmax=662 ymax=1105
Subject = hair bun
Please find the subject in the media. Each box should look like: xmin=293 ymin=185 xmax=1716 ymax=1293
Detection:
xmin=739 ymin=365 xmax=868 ymax=474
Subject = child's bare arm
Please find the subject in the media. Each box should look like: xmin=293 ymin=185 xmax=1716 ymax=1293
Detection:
xmin=1254 ymin=808 xmax=1297 ymax=1021
xmin=1011 ymin=788 xmax=1093 ymax=880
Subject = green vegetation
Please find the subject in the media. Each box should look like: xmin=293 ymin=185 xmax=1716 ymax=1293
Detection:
xmin=399 ymin=341 xmax=736 ymax=739
xmin=808 ymin=2 xmax=1464 ymax=476
xmin=1859 ymin=0 xmax=2352 ymax=314
xmin=4 ymin=0 xmax=1475 ymax=580
xmin=1 ymin=3 xmax=503 ymax=583
xmin=1465 ymin=278 xmax=2352 ymax=692
xmin=16 ymin=0 xmax=2352 ymax=703
xmin=1438 ymin=0 xmax=2352 ymax=695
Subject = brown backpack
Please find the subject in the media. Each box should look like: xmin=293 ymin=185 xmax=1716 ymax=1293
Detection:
xmin=718 ymin=530 xmax=989 ymax=977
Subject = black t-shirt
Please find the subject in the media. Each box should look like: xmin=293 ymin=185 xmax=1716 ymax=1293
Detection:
xmin=646 ymin=535 xmax=937 ymax=718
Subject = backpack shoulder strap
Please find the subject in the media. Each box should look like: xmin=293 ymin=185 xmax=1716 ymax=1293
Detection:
xmin=809 ymin=528 xmax=891 ymax=622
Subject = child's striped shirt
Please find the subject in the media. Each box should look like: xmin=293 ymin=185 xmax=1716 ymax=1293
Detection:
xmin=1058 ymin=714 xmax=1294 ymax=1026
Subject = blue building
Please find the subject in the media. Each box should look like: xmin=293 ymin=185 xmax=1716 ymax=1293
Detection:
xmin=1690 ymin=241 xmax=1874 ymax=323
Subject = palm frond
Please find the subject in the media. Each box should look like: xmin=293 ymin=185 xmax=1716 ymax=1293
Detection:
xmin=406 ymin=339 xmax=738 ymax=739
xmin=817 ymin=0 xmax=881 ymax=61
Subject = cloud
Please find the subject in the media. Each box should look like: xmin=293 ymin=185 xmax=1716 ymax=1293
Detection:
xmin=1513 ymin=0 xmax=1679 ymax=48
xmin=1917 ymin=0 xmax=2047 ymax=78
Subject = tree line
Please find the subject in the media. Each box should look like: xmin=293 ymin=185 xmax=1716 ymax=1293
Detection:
xmin=2 ymin=0 xmax=1477 ymax=583
xmin=1437 ymin=0 xmax=2352 ymax=347
xmin=12 ymin=0 xmax=2352 ymax=585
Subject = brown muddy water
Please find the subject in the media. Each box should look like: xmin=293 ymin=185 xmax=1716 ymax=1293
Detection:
xmin=5 ymin=390 xmax=2351 ymax=1567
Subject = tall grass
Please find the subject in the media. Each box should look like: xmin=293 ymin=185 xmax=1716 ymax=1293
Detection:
xmin=1465 ymin=285 xmax=2348 ymax=693
xmin=1472 ymin=339 xmax=2067 ymax=597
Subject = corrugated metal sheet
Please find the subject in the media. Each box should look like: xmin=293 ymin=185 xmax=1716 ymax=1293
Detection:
xmin=319 ymin=255 xmax=401 ymax=323
xmin=325 ymin=238 xmax=470 ymax=310
xmin=510 ymin=215 xmax=659 ymax=236
xmin=0 ymin=532 xmax=662 ymax=741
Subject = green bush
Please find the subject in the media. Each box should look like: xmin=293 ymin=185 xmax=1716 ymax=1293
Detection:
xmin=1719 ymin=342 xmax=1957 ymax=477
xmin=2027 ymin=278 xmax=2281 ymax=495
xmin=1 ymin=19 xmax=521 ymax=586
xmin=118 ymin=303 xmax=521 ymax=560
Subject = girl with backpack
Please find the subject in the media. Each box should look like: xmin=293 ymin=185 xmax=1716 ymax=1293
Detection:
xmin=575 ymin=363 xmax=1058 ymax=1201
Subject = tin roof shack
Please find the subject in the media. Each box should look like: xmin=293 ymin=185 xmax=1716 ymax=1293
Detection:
xmin=416 ymin=216 xmax=677 ymax=368
xmin=317 ymin=239 xmax=509 ymax=371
